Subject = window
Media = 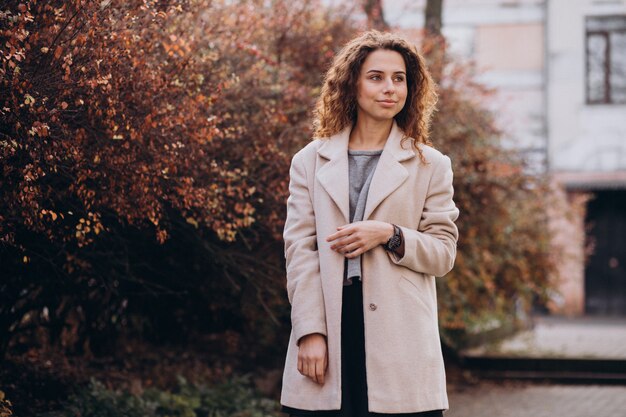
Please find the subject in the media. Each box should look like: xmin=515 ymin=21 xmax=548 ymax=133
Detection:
xmin=586 ymin=15 xmax=626 ymax=104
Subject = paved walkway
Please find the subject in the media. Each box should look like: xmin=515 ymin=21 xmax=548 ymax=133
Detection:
xmin=447 ymin=382 xmax=626 ymax=417
xmin=462 ymin=316 xmax=626 ymax=359
xmin=448 ymin=316 xmax=626 ymax=416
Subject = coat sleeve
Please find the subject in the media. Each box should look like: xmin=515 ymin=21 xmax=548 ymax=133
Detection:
xmin=386 ymin=154 xmax=460 ymax=277
xmin=283 ymin=149 xmax=327 ymax=345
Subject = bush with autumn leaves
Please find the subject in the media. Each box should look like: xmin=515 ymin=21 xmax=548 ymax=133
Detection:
xmin=429 ymin=51 xmax=555 ymax=338
xmin=0 ymin=0 xmax=554 ymax=359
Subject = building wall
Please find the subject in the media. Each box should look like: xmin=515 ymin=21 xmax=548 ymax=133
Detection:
xmin=547 ymin=0 xmax=626 ymax=174
xmin=546 ymin=0 xmax=626 ymax=315
xmin=384 ymin=0 xmax=548 ymax=172
xmin=377 ymin=0 xmax=626 ymax=316
xmin=546 ymin=181 xmax=590 ymax=316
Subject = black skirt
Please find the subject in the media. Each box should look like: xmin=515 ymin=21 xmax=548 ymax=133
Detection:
xmin=281 ymin=279 xmax=443 ymax=417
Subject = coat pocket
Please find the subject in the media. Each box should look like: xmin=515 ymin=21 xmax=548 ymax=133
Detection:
xmin=397 ymin=273 xmax=435 ymax=319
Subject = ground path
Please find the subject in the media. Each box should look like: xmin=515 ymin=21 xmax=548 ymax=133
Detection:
xmin=447 ymin=381 xmax=626 ymax=417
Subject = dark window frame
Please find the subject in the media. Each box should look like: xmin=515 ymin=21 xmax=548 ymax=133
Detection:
xmin=585 ymin=15 xmax=626 ymax=105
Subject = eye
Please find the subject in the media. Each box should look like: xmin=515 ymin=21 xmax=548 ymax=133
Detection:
xmin=369 ymin=74 xmax=382 ymax=80
xmin=394 ymin=75 xmax=405 ymax=82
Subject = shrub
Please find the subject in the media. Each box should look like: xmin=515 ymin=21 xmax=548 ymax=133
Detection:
xmin=43 ymin=375 xmax=280 ymax=417
xmin=0 ymin=0 xmax=356 ymax=356
xmin=424 ymin=41 xmax=555 ymax=336
xmin=1 ymin=0 xmax=554 ymax=359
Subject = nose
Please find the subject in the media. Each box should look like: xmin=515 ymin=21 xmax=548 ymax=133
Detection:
xmin=382 ymin=77 xmax=395 ymax=94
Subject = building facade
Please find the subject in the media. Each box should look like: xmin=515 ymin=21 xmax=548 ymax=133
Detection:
xmin=381 ymin=0 xmax=626 ymax=315
xmin=547 ymin=0 xmax=626 ymax=315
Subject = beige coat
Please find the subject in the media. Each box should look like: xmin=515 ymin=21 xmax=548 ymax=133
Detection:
xmin=280 ymin=121 xmax=460 ymax=413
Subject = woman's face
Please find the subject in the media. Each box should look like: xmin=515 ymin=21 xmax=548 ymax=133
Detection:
xmin=355 ymin=49 xmax=408 ymax=123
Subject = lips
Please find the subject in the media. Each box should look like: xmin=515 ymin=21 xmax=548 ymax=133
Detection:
xmin=377 ymin=100 xmax=398 ymax=108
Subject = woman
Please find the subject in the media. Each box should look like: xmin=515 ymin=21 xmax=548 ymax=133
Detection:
xmin=280 ymin=30 xmax=460 ymax=417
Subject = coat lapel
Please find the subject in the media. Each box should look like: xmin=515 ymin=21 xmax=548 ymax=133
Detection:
xmin=315 ymin=121 xmax=416 ymax=224
xmin=363 ymin=122 xmax=415 ymax=220
xmin=316 ymin=125 xmax=351 ymax=223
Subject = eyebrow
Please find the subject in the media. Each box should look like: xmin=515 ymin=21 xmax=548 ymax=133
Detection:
xmin=366 ymin=69 xmax=406 ymax=75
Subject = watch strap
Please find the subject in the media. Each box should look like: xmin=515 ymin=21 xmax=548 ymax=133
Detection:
xmin=383 ymin=224 xmax=402 ymax=252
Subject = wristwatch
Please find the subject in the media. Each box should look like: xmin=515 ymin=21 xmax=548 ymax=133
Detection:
xmin=383 ymin=224 xmax=402 ymax=252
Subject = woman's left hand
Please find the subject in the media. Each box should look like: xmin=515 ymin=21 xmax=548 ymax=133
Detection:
xmin=326 ymin=220 xmax=393 ymax=258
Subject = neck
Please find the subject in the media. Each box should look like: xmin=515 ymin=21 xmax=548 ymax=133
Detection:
xmin=349 ymin=117 xmax=394 ymax=150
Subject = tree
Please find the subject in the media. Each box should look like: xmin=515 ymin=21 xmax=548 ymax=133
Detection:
xmin=425 ymin=0 xmax=443 ymax=37
xmin=424 ymin=0 xmax=445 ymax=81
xmin=362 ymin=0 xmax=389 ymax=30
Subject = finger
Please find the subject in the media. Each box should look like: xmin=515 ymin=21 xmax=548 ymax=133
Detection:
xmin=318 ymin=359 xmax=327 ymax=384
xmin=309 ymin=361 xmax=317 ymax=382
xmin=345 ymin=249 xmax=363 ymax=258
xmin=341 ymin=241 xmax=363 ymax=254
xmin=316 ymin=359 xmax=326 ymax=384
xmin=302 ymin=359 xmax=310 ymax=379
xmin=331 ymin=235 xmax=358 ymax=251
xmin=326 ymin=225 xmax=353 ymax=242
xmin=297 ymin=356 xmax=303 ymax=375
xmin=314 ymin=361 xmax=322 ymax=384
xmin=324 ymin=351 xmax=329 ymax=371
xmin=326 ymin=231 xmax=347 ymax=242
xmin=347 ymin=242 xmax=370 ymax=257
xmin=342 ymin=242 xmax=367 ymax=258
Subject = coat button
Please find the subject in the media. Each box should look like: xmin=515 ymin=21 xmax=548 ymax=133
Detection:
xmin=369 ymin=303 xmax=377 ymax=311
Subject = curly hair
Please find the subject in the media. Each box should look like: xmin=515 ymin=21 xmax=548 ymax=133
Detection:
xmin=313 ymin=30 xmax=438 ymax=159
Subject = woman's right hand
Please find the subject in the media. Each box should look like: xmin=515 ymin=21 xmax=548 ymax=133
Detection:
xmin=297 ymin=333 xmax=328 ymax=385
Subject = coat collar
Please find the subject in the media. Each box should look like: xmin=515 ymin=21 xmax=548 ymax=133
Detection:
xmin=315 ymin=121 xmax=416 ymax=223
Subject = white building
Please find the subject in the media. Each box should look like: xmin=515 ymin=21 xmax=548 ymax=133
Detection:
xmin=381 ymin=0 xmax=626 ymax=316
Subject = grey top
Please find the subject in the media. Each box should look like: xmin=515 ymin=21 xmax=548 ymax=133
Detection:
xmin=344 ymin=149 xmax=383 ymax=286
